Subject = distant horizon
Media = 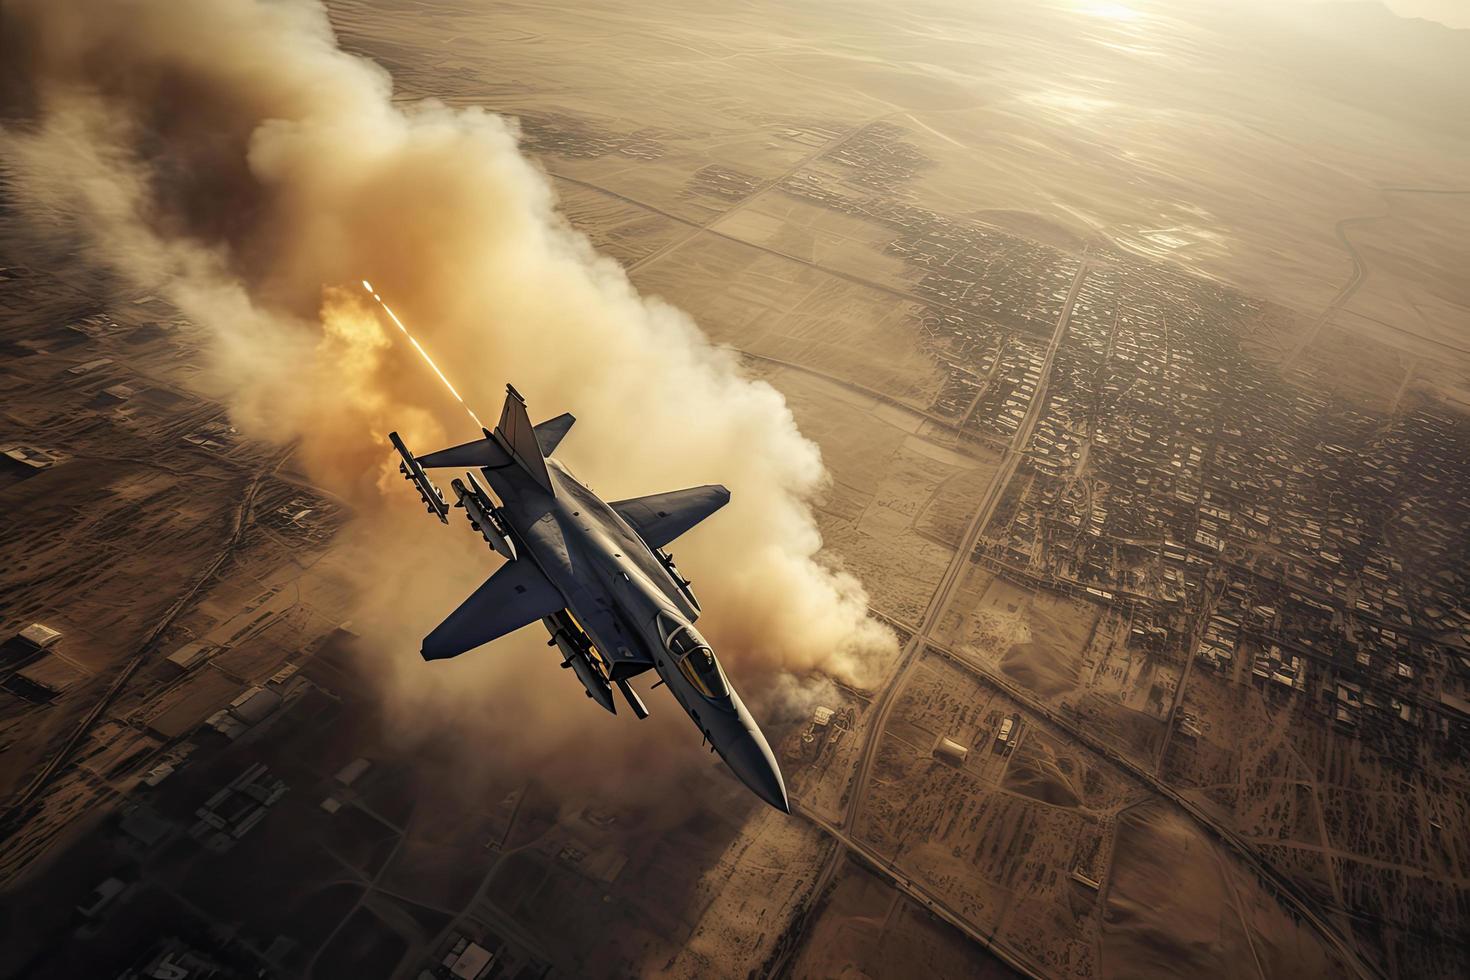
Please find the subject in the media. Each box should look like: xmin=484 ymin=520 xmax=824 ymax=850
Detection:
xmin=1299 ymin=0 xmax=1470 ymax=29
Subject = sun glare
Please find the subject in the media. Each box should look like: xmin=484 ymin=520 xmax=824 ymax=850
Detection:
xmin=1075 ymin=1 xmax=1145 ymax=22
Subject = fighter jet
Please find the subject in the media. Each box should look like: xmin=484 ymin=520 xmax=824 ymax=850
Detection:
xmin=389 ymin=384 xmax=790 ymax=812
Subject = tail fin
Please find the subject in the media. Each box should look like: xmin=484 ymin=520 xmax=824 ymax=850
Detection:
xmin=533 ymin=412 xmax=575 ymax=456
xmin=495 ymin=384 xmax=555 ymax=494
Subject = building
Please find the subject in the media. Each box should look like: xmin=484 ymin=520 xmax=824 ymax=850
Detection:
xmin=118 ymin=938 xmax=230 ymax=980
xmin=76 ymin=877 xmax=126 ymax=919
xmin=934 ymin=736 xmax=969 ymax=766
xmin=228 ymin=686 xmax=282 ymax=725
xmin=995 ymin=716 xmax=1016 ymax=749
xmin=801 ymin=706 xmax=838 ymax=746
xmin=165 ymin=640 xmax=217 ymax=672
xmin=335 ymin=757 xmax=371 ymax=786
xmin=18 ymin=622 xmax=61 ymax=649
xmin=0 ymin=445 xmax=61 ymax=478
xmin=438 ymin=935 xmax=495 ymax=980
xmin=190 ymin=763 xmax=287 ymax=852
xmin=142 ymin=762 xmax=176 ymax=788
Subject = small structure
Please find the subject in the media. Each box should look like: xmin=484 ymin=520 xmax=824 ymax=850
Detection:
xmin=165 ymin=640 xmax=216 ymax=672
xmin=443 ymin=937 xmax=494 ymax=980
xmin=802 ymin=705 xmax=838 ymax=746
xmin=76 ymin=877 xmax=127 ymax=919
xmin=1177 ymin=712 xmax=1203 ymax=742
xmin=66 ymin=356 xmax=113 ymax=376
xmin=335 ymin=757 xmax=371 ymax=787
xmin=125 ymin=938 xmax=228 ymax=979
xmin=190 ymin=763 xmax=287 ymax=852
xmin=142 ymin=763 xmax=176 ymax=788
xmin=933 ymin=736 xmax=969 ymax=767
xmin=228 ymin=686 xmax=282 ymax=725
xmin=0 ymin=445 xmax=61 ymax=477
xmin=0 ymin=624 xmax=59 ymax=679
xmin=204 ymin=709 xmax=248 ymax=740
xmin=268 ymin=661 xmax=300 ymax=686
xmin=19 ymin=623 xmax=61 ymax=649
xmin=119 ymin=806 xmax=173 ymax=851
xmin=995 ymin=716 xmax=1016 ymax=750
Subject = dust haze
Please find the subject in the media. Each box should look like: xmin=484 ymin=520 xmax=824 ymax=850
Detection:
xmin=0 ymin=0 xmax=893 ymax=792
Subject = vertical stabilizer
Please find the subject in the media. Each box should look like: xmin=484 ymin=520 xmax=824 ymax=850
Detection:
xmin=495 ymin=384 xmax=555 ymax=493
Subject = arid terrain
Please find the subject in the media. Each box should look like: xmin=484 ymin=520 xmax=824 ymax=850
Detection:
xmin=2 ymin=1 xmax=1468 ymax=978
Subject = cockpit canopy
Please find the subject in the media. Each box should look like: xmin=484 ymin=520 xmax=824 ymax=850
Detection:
xmin=657 ymin=614 xmax=729 ymax=699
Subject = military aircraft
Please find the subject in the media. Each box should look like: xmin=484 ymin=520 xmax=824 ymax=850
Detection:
xmin=389 ymin=384 xmax=789 ymax=812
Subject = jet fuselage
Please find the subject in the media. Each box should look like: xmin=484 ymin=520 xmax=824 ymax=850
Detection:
xmin=478 ymin=454 xmax=789 ymax=812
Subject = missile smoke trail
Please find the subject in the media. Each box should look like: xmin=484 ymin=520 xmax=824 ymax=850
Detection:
xmin=361 ymin=279 xmax=485 ymax=429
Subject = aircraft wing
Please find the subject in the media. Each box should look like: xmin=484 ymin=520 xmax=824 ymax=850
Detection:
xmin=611 ymin=485 xmax=730 ymax=550
xmin=422 ymin=559 xmax=564 ymax=661
xmin=415 ymin=434 xmax=512 ymax=470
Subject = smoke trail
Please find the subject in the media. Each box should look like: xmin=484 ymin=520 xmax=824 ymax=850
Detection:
xmin=361 ymin=280 xmax=485 ymax=429
xmin=0 ymin=0 xmax=893 ymax=785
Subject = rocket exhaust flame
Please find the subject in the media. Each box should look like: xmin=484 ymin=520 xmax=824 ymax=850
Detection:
xmin=360 ymin=279 xmax=484 ymax=429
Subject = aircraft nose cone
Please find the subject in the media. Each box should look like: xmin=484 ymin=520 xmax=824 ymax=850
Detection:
xmin=725 ymin=724 xmax=790 ymax=814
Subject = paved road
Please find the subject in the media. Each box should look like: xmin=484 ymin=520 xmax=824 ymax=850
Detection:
xmin=794 ymin=804 xmax=1047 ymax=979
xmin=843 ymin=252 xmax=1091 ymax=833
xmin=770 ymin=256 xmax=1090 ymax=977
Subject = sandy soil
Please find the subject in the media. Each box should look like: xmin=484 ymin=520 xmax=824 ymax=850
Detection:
xmin=1100 ymin=801 xmax=1350 ymax=979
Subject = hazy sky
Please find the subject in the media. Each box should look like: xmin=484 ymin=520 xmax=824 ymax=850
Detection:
xmin=1325 ymin=0 xmax=1470 ymax=28
xmin=1383 ymin=0 xmax=1470 ymax=27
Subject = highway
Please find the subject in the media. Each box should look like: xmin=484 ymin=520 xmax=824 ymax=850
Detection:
xmin=842 ymin=253 xmax=1091 ymax=831
xmin=771 ymin=256 xmax=1089 ymax=978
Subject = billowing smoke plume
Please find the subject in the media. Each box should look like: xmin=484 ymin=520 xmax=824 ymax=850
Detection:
xmin=0 ymin=1 xmax=892 ymax=788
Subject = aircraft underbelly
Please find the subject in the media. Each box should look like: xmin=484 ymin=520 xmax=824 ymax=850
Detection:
xmin=519 ymin=517 xmax=655 ymax=678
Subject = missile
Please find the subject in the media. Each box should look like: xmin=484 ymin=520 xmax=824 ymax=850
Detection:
xmin=569 ymin=652 xmax=617 ymax=715
xmin=450 ymin=472 xmax=517 ymax=560
xmin=389 ymin=431 xmax=448 ymax=524
xmin=542 ymin=613 xmax=616 ymax=715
